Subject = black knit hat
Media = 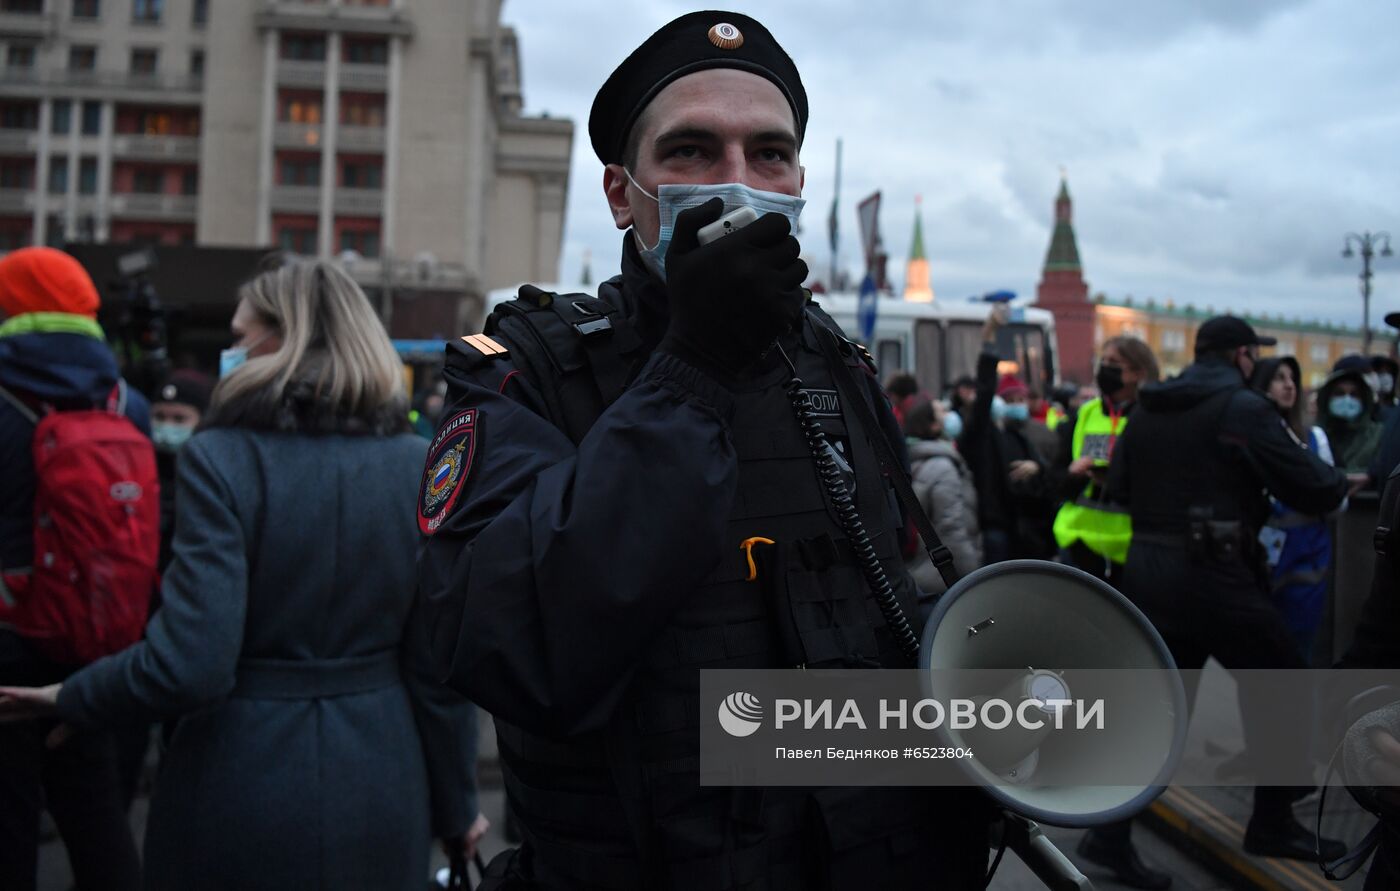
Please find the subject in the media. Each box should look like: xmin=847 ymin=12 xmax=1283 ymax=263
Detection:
xmin=588 ymin=11 xmax=808 ymax=166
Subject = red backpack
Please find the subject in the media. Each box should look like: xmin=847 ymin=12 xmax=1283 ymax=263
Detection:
xmin=0 ymin=382 xmax=159 ymax=665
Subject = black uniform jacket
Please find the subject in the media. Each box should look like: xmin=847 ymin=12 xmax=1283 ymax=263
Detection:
xmin=1107 ymin=357 xmax=1346 ymax=535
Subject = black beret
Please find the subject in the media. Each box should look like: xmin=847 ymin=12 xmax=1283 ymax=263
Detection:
xmin=589 ymin=11 xmax=808 ymax=166
xmin=155 ymin=370 xmax=212 ymax=412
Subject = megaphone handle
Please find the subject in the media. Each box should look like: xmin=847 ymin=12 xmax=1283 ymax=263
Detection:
xmin=1003 ymin=813 xmax=1095 ymax=891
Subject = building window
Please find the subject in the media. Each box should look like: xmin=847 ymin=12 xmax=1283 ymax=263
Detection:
xmin=52 ymin=100 xmax=71 ymax=134
xmin=131 ymin=0 xmax=161 ymax=23
xmin=132 ymin=167 xmax=163 ymax=193
xmin=45 ymin=215 xmax=66 ymax=247
xmin=340 ymin=93 xmax=384 ymax=127
xmin=7 ymin=44 xmax=36 ymax=70
xmin=116 ymin=106 xmax=199 ymax=137
xmin=278 ymin=155 xmax=320 ymax=186
xmin=69 ymin=45 xmax=97 ymax=71
xmin=180 ymin=167 xmax=196 ymax=195
xmin=2 ymin=0 xmax=44 ymax=12
xmin=277 ymin=226 xmax=317 ymax=255
xmin=343 ymin=38 xmax=388 ymax=66
xmin=191 ymin=0 xmax=206 ymax=25
xmin=78 ymin=156 xmax=97 ymax=193
xmin=1161 ymin=329 xmax=1185 ymax=352
xmin=1311 ymin=343 xmax=1330 ymax=364
xmin=280 ymin=94 xmax=322 ymax=125
xmin=130 ymin=48 xmax=158 ymax=75
xmin=339 ymin=228 xmax=379 ymax=259
xmin=72 ymin=0 xmax=99 ymax=18
xmin=0 ymin=160 xmax=34 ymax=190
xmin=81 ymin=100 xmax=102 ymax=134
xmin=280 ymin=33 xmax=327 ymax=62
xmin=48 ymin=157 xmax=68 ymax=194
xmin=1 ymin=102 xmax=39 ymax=129
xmin=1273 ymin=339 xmax=1295 ymax=357
xmin=341 ymin=160 xmax=382 ymax=189
xmin=189 ymin=49 xmax=203 ymax=78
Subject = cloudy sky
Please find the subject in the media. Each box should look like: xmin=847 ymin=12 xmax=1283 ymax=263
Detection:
xmin=505 ymin=0 xmax=1399 ymax=329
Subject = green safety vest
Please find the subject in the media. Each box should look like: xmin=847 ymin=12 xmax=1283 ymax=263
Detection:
xmin=1052 ymin=398 xmax=1133 ymax=564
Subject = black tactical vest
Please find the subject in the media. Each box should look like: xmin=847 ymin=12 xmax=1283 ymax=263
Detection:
xmin=484 ymin=285 xmax=981 ymax=890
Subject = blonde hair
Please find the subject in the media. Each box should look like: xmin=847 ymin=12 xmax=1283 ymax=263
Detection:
xmin=208 ymin=258 xmax=406 ymax=430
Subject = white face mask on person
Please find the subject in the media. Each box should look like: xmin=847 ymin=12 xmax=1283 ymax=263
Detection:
xmin=1329 ymin=395 xmax=1364 ymax=422
xmin=625 ymin=170 xmax=806 ymax=280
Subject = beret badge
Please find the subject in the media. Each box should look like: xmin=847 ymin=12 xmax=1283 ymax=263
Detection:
xmin=707 ymin=22 xmax=744 ymax=50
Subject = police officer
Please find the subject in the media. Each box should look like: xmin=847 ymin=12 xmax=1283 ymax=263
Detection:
xmin=416 ymin=11 xmax=990 ymax=890
xmin=1107 ymin=315 xmax=1349 ymax=861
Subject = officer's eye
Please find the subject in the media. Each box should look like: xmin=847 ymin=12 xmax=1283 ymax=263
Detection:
xmin=757 ymin=147 xmax=792 ymax=163
xmin=669 ymin=145 xmax=704 ymax=160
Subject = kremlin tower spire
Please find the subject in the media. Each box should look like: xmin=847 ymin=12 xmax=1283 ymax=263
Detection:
xmin=902 ymin=195 xmax=934 ymax=303
xmin=1033 ymin=173 xmax=1095 ymax=385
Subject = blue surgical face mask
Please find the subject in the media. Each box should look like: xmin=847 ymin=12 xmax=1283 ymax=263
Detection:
xmin=990 ymin=395 xmax=1007 ymax=423
xmin=625 ymin=170 xmax=806 ymax=279
xmin=940 ymin=409 xmax=963 ymax=441
xmin=219 ymin=346 xmax=248 ymax=378
xmin=1004 ymin=403 xmax=1030 ymax=423
xmin=219 ymin=331 xmax=272 ymax=379
xmin=1329 ymin=394 xmax=1364 ymax=421
xmin=152 ymin=422 xmax=194 ymax=452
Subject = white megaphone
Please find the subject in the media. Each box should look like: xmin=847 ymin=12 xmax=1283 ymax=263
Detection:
xmin=919 ymin=560 xmax=1189 ymax=890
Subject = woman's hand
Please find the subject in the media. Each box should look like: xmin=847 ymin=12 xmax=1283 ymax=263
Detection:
xmin=981 ymin=305 xmax=1008 ymax=345
xmin=1068 ymin=456 xmax=1097 ymax=477
xmin=1008 ymin=460 xmax=1041 ymax=483
xmin=0 ymin=683 xmax=61 ymax=720
xmin=0 ymin=684 xmax=72 ymax=747
xmin=440 ymin=812 xmax=491 ymax=862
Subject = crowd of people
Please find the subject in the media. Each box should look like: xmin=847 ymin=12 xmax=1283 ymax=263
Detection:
xmin=0 ymin=247 xmax=486 ymax=890
xmin=888 ymin=305 xmax=1400 ymax=889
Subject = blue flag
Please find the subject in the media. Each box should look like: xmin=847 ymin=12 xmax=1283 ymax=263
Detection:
xmin=857 ymin=273 xmax=878 ymax=343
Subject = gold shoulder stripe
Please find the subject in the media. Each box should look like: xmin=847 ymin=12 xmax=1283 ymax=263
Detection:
xmin=461 ymin=334 xmax=506 ymax=356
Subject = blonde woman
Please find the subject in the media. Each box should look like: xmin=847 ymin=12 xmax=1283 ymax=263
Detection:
xmin=1 ymin=259 xmax=484 ymax=889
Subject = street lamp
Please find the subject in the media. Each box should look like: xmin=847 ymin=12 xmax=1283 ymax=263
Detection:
xmin=1343 ymin=231 xmax=1393 ymax=353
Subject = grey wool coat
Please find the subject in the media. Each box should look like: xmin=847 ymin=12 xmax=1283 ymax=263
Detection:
xmin=57 ymin=426 xmax=478 ymax=890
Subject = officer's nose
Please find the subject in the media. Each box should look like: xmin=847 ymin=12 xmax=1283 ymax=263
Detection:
xmin=712 ymin=144 xmax=750 ymax=186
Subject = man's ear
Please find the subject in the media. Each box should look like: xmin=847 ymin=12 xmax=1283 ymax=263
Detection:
xmin=603 ymin=165 xmax=634 ymax=230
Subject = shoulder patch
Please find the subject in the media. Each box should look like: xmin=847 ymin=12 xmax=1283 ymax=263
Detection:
xmin=461 ymin=334 xmax=508 ymax=356
xmin=418 ymin=409 xmax=481 ymax=535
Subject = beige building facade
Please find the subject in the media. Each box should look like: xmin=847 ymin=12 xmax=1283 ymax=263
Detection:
xmin=0 ymin=0 xmax=571 ymax=336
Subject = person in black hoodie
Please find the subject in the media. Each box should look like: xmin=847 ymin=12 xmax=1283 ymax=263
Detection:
xmin=1108 ymin=316 xmax=1349 ymax=862
xmin=0 ymin=247 xmax=145 ymax=890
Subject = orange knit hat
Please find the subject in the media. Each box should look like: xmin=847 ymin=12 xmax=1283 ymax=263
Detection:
xmin=0 ymin=247 xmax=101 ymax=319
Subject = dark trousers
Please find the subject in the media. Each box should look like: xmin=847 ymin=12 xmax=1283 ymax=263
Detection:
xmin=0 ymin=636 xmax=141 ymax=891
xmin=1125 ymin=543 xmax=1310 ymax=823
xmin=0 ymin=722 xmax=142 ymax=891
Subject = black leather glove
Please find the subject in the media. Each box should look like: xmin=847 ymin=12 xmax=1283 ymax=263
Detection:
xmin=658 ymin=197 xmax=808 ymax=382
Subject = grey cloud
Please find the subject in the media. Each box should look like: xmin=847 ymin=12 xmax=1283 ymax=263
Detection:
xmin=507 ymin=0 xmax=1400 ymax=325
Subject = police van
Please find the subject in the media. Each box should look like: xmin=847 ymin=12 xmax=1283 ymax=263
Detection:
xmin=481 ymin=285 xmax=1060 ymax=398
xmin=814 ymin=292 xmax=1060 ymax=398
